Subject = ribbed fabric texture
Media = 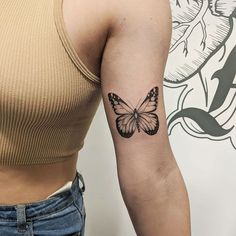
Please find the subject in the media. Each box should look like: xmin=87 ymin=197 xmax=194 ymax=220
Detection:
xmin=0 ymin=0 xmax=102 ymax=165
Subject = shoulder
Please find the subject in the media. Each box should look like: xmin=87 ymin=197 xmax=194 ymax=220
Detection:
xmin=69 ymin=0 xmax=171 ymax=78
xmin=102 ymin=0 xmax=172 ymax=36
xmin=81 ymin=0 xmax=172 ymax=35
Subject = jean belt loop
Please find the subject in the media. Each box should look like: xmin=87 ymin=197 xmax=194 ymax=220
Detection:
xmin=16 ymin=204 xmax=28 ymax=232
xmin=77 ymin=171 xmax=85 ymax=193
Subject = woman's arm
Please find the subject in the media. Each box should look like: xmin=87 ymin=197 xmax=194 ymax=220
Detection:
xmin=100 ymin=0 xmax=191 ymax=235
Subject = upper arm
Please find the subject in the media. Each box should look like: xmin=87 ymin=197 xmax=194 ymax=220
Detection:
xmin=101 ymin=0 xmax=175 ymax=187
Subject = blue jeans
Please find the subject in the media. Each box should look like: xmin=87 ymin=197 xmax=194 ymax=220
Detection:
xmin=0 ymin=170 xmax=86 ymax=236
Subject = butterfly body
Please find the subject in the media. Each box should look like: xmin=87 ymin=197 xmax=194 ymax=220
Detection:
xmin=133 ymin=108 xmax=141 ymax=132
xmin=108 ymin=87 xmax=159 ymax=138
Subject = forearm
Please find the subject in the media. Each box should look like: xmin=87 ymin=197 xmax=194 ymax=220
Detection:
xmin=119 ymin=157 xmax=191 ymax=236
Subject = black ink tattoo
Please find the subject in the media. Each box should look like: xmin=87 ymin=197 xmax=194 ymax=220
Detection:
xmin=108 ymin=86 xmax=159 ymax=138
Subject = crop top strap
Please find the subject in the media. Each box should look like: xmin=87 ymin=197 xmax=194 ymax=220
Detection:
xmin=53 ymin=0 xmax=101 ymax=85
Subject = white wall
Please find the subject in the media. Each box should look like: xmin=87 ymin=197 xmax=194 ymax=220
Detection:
xmin=79 ymin=1 xmax=236 ymax=235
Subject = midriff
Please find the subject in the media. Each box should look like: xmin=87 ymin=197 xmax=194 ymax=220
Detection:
xmin=0 ymin=154 xmax=78 ymax=205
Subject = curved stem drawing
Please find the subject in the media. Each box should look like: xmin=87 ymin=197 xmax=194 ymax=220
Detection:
xmin=199 ymin=70 xmax=209 ymax=107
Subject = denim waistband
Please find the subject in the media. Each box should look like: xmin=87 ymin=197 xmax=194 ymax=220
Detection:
xmin=0 ymin=170 xmax=85 ymax=221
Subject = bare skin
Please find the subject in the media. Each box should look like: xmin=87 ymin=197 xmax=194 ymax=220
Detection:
xmin=0 ymin=0 xmax=106 ymax=205
xmin=0 ymin=156 xmax=77 ymax=205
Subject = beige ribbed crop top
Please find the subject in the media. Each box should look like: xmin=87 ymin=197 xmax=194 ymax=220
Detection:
xmin=0 ymin=0 xmax=102 ymax=165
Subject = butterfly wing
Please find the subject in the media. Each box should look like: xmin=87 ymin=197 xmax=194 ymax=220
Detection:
xmin=137 ymin=86 xmax=159 ymax=135
xmin=108 ymin=93 xmax=133 ymax=115
xmin=116 ymin=114 xmax=137 ymax=138
xmin=108 ymin=92 xmax=136 ymax=138
xmin=138 ymin=113 xmax=159 ymax=135
xmin=137 ymin=86 xmax=158 ymax=113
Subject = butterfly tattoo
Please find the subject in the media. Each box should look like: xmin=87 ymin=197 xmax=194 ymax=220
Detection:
xmin=108 ymin=86 xmax=159 ymax=138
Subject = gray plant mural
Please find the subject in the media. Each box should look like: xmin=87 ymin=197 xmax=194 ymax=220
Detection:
xmin=165 ymin=0 xmax=236 ymax=149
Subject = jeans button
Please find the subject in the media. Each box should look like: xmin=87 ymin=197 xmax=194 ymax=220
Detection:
xmin=19 ymin=223 xmax=28 ymax=231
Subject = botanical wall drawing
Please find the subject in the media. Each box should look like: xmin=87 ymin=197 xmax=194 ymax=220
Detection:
xmin=165 ymin=0 xmax=236 ymax=149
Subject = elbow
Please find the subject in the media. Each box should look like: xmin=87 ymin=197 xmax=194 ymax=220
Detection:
xmin=118 ymin=157 xmax=181 ymax=205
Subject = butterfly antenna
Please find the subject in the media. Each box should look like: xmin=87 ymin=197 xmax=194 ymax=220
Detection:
xmin=126 ymin=99 xmax=135 ymax=110
xmin=135 ymin=97 xmax=143 ymax=108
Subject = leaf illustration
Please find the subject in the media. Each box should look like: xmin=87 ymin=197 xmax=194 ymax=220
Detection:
xmin=168 ymin=107 xmax=233 ymax=136
xmin=165 ymin=0 xmax=233 ymax=83
xmin=209 ymin=46 xmax=236 ymax=112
